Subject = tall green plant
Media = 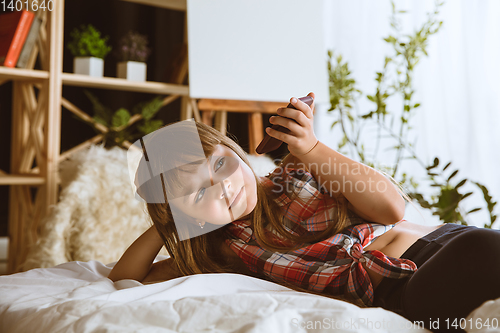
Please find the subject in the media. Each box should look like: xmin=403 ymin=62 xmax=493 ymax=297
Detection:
xmin=327 ymin=0 xmax=498 ymax=228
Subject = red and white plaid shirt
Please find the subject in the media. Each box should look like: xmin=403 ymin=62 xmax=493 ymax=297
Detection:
xmin=226 ymin=167 xmax=417 ymax=306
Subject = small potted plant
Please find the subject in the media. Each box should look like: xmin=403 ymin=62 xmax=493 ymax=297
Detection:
xmin=67 ymin=24 xmax=112 ymax=77
xmin=115 ymin=31 xmax=151 ymax=82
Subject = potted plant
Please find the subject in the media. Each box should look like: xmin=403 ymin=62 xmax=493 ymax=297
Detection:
xmin=83 ymin=90 xmax=164 ymax=147
xmin=115 ymin=31 xmax=151 ymax=82
xmin=67 ymin=24 xmax=112 ymax=77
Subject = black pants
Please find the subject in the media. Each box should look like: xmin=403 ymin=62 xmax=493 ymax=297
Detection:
xmin=373 ymin=223 xmax=500 ymax=333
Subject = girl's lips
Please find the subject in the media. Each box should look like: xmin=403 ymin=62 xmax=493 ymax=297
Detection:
xmin=229 ymin=186 xmax=244 ymax=209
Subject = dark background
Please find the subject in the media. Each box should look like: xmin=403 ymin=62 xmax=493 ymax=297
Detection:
xmin=0 ymin=0 xmax=287 ymax=237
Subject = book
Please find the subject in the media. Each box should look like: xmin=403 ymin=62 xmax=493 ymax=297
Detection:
xmin=16 ymin=14 xmax=42 ymax=69
xmin=0 ymin=11 xmax=35 ymax=68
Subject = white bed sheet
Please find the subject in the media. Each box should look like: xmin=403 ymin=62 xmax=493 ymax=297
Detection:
xmin=0 ymin=258 xmax=438 ymax=332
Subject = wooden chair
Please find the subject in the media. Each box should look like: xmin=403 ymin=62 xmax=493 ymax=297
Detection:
xmin=197 ymin=99 xmax=287 ymax=155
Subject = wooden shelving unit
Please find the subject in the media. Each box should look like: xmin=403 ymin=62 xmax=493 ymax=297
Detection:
xmin=0 ymin=67 xmax=49 ymax=81
xmin=121 ymin=0 xmax=186 ymax=11
xmin=0 ymin=0 xmax=194 ymax=273
xmin=61 ymin=73 xmax=189 ymax=95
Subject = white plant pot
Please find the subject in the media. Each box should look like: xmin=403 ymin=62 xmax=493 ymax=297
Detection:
xmin=73 ymin=57 xmax=104 ymax=77
xmin=117 ymin=61 xmax=147 ymax=82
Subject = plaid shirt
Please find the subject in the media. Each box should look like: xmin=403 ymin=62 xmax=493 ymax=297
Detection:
xmin=226 ymin=167 xmax=418 ymax=306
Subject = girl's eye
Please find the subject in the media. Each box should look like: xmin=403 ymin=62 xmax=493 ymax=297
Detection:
xmin=195 ymin=188 xmax=205 ymax=203
xmin=215 ymin=157 xmax=225 ymax=172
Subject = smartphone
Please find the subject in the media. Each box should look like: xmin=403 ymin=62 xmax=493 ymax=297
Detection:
xmin=255 ymin=96 xmax=314 ymax=154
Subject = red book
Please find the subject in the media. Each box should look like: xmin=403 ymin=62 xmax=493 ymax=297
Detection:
xmin=0 ymin=11 xmax=35 ymax=68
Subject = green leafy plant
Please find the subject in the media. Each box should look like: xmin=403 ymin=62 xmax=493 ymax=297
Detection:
xmin=473 ymin=182 xmax=498 ymax=229
xmin=327 ymin=0 xmax=498 ymax=228
xmin=82 ymin=90 xmax=164 ymax=147
xmin=115 ymin=31 xmax=151 ymax=62
xmin=67 ymin=24 xmax=112 ymax=59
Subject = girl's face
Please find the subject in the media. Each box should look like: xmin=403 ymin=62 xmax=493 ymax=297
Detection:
xmin=169 ymin=144 xmax=258 ymax=226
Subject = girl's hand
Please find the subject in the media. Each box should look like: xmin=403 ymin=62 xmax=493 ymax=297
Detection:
xmin=266 ymin=92 xmax=318 ymax=157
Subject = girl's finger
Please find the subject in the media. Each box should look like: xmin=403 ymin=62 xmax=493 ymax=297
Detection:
xmin=277 ymin=108 xmax=309 ymax=127
xmin=290 ymin=96 xmax=314 ymax=119
xmin=265 ymin=126 xmax=299 ymax=146
xmin=269 ymin=115 xmax=302 ymax=134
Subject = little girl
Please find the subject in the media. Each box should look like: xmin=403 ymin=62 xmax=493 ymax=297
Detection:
xmin=109 ymin=93 xmax=500 ymax=332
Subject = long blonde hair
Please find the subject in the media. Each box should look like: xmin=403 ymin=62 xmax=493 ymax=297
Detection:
xmin=135 ymin=121 xmax=352 ymax=278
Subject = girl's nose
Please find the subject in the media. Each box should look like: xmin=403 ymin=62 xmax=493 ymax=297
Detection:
xmin=220 ymin=178 xmax=234 ymax=200
xmin=223 ymin=178 xmax=231 ymax=193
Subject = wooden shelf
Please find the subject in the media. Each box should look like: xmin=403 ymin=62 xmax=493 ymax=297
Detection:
xmin=119 ymin=0 xmax=186 ymax=11
xmin=0 ymin=68 xmax=189 ymax=95
xmin=0 ymin=67 xmax=49 ymax=82
xmin=3 ymin=0 xmax=192 ymax=273
xmin=61 ymin=73 xmax=189 ymax=95
xmin=0 ymin=174 xmax=45 ymax=186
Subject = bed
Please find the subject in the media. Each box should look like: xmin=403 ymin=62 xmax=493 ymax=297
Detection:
xmin=2 ymin=144 xmax=497 ymax=332
xmin=1 ymin=258 xmax=432 ymax=332
xmin=2 ymin=259 xmax=498 ymax=333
